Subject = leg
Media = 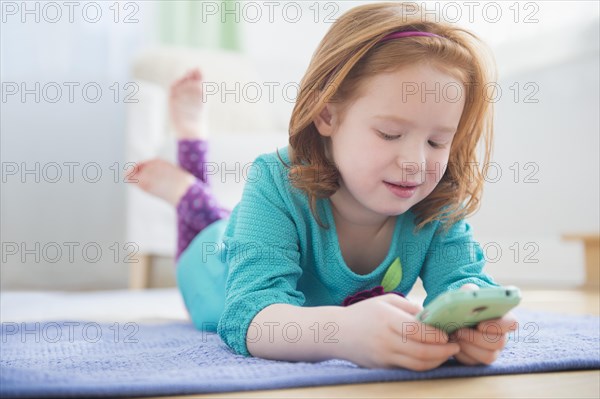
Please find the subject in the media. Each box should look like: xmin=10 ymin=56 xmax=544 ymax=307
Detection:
xmin=178 ymin=138 xmax=209 ymax=183
xmin=126 ymin=68 xmax=230 ymax=261
xmin=173 ymin=69 xmax=211 ymax=182
xmin=176 ymin=179 xmax=231 ymax=260
xmin=125 ymin=159 xmax=230 ymax=261
xmin=170 ymin=68 xmax=227 ymax=257
xmin=169 ymin=68 xmax=208 ymax=140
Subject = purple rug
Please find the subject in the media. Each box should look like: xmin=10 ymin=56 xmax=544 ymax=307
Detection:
xmin=1 ymin=308 xmax=598 ymax=398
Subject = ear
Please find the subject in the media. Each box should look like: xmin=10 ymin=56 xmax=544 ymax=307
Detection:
xmin=313 ymin=104 xmax=338 ymax=137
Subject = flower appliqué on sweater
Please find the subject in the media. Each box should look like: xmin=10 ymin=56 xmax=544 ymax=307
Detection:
xmin=341 ymin=257 xmax=405 ymax=306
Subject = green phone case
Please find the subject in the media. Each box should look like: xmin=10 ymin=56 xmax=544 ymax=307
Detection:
xmin=416 ymin=286 xmax=522 ymax=334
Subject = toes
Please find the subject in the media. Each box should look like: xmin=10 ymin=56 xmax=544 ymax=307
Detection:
xmin=170 ymin=79 xmax=185 ymax=93
xmin=170 ymin=77 xmax=203 ymax=99
xmin=170 ymin=73 xmax=192 ymax=92
xmin=125 ymin=162 xmax=145 ymax=181
xmin=136 ymin=159 xmax=162 ymax=175
xmin=171 ymin=87 xmax=204 ymax=106
xmin=189 ymin=68 xmax=203 ymax=81
xmin=174 ymin=69 xmax=203 ymax=86
xmin=185 ymin=68 xmax=201 ymax=78
xmin=145 ymin=158 xmax=170 ymax=169
xmin=124 ymin=170 xmax=137 ymax=182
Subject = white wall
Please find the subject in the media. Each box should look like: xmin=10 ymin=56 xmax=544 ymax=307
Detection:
xmin=1 ymin=2 xmax=158 ymax=290
xmin=1 ymin=1 xmax=598 ymax=290
xmin=475 ymin=42 xmax=599 ymax=286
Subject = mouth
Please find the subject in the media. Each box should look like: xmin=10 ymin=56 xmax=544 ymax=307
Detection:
xmin=384 ymin=181 xmax=422 ymax=188
xmin=383 ymin=181 xmax=421 ymax=198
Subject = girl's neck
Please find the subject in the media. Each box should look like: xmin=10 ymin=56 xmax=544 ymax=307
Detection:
xmin=329 ymin=182 xmax=392 ymax=233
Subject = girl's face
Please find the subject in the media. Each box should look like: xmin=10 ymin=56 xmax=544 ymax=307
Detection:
xmin=314 ymin=63 xmax=465 ymax=222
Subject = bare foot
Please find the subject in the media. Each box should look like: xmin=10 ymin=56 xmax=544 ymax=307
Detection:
xmin=125 ymin=159 xmax=196 ymax=206
xmin=169 ymin=68 xmax=208 ymax=139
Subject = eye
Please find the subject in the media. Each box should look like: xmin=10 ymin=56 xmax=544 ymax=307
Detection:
xmin=428 ymin=140 xmax=446 ymax=149
xmin=377 ymin=130 xmax=401 ymax=141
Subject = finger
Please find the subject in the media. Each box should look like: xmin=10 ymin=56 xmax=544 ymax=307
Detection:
xmin=389 ymin=337 xmax=460 ymax=362
xmin=453 ymin=328 xmax=507 ymax=351
xmin=384 ymin=353 xmax=451 ymax=371
xmin=457 ymin=341 xmax=501 ymax=365
xmin=390 ymin=319 xmax=451 ymax=345
xmin=453 ymin=350 xmax=480 ymax=366
xmin=460 ymin=283 xmax=480 ymax=291
xmin=383 ymin=297 xmax=449 ymax=344
xmin=380 ymin=293 xmax=422 ymax=315
xmin=477 ymin=314 xmax=518 ymax=335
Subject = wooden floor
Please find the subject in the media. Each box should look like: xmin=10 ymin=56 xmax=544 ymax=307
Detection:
xmin=150 ymin=287 xmax=600 ymax=399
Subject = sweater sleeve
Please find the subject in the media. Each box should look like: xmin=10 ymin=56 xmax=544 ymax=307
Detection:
xmin=420 ymin=218 xmax=499 ymax=307
xmin=217 ymin=155 xmax=306 ymax=357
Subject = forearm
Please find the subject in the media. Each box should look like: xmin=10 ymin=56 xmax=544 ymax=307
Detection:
xmin=246 ymin=303 xmax=350 ymax=362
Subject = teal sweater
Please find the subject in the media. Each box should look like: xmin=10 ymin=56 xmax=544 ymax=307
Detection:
xmin=176 ymin=146 xmax=499 ymax=357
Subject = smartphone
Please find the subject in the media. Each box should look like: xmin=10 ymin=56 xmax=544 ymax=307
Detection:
xmin=416 ymin=286 xmax=521 ymax=334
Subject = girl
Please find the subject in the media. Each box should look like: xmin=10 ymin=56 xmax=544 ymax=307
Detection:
xmin=127 ymin=2 xmax=518 ymax=370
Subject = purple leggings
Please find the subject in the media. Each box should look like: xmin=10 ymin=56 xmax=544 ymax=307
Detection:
xmin=176 ymin=139 xmax=231 ymax=260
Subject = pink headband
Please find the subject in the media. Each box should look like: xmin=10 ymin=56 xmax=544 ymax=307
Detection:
xmin=379 ymin=30 xmax=443 ymax=42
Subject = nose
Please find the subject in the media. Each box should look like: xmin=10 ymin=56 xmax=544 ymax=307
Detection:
xmin=396 ymin=139 xmax=426 ymax=180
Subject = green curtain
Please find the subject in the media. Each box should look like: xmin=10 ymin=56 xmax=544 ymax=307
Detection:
xmin=159 ymin=0 xmax=241 ymax=51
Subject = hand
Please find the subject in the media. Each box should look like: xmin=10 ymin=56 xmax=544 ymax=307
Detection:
xmin=339 ymin=294 xmax=460 ymax=370
xmin=450 ymin=284 xmax=518 ymax=366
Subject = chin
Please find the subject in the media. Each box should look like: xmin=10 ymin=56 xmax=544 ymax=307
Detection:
xmin=374 ymin=204 xmax=412 ymax=217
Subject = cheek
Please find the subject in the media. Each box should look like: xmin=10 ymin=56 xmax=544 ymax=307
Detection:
xmin=425 ymin=154 xmax=450 ymax=184
xmin=332 ymin=130 xmax=376 ymax=168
